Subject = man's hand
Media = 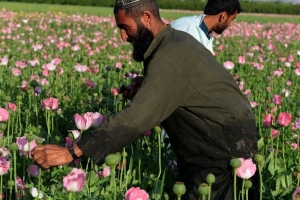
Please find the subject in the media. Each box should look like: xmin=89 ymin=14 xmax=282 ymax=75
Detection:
xmin=121 ymin=76 xmax=144 ymax=100
xmin=31 ymin=144 xmax=73 ymax=169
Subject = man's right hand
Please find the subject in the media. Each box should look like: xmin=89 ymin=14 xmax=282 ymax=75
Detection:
xmin=121 ymin=76 xmax=144 ymax=100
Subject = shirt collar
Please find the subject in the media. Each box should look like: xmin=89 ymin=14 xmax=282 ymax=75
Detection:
xmin=144 ymin=24 xmax=171 ymax=60
xmin=199 ymin=20 xmax=211 ymax=40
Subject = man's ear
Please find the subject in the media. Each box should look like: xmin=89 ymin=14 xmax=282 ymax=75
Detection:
xmin=141 ymin=11 xmax=152 ymax=27
xmin=218 ymin=12 xmax=228 ymax=23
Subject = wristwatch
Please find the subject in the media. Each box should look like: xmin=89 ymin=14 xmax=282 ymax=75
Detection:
xmin=68 ymin=144 xmax=79 ymax=160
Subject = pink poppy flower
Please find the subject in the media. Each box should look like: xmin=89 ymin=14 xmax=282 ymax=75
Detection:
xmin=17 ymin=176 xmax=24 ymax=190
xmin=63 ymin=168 xmax=86 ymax=192
xmin=74 ymin=113 xmax=93 ymax=130
xmin=44 ymin=63 xmax=56 ymax=71
xmin=0 ymin=147 xmax=9 ymax=157
xmin=57 ymin=67 xmax=64 ymax=76
xmin=236 ymin=158 xmax=256 ymax=179
xmin=0 ymin=156 xmax=10 ymax=175
xmin=42 ymin=69 xmax=50 ymax=77
xmin=41 ymin=97 xmax=59 ymax=110
xmin=12 ymin=68 xmax=22 ymax=76
xmin=223 ymin=61 xmax=235 ymax=70
xmin=125 ymin=187 xmax=149 ymax=200
xmin=271 ymin=129 xmax=279 ymax=138
xmin=68 ymin=130 xmax=81 ymax=140
xmin=98 ymin=166 xmax=110 ymax=178
xmin=0 ymin=57 xmax=8 ymax=66
xmin=286 ymin=80 xmax=292 ymax=86
xmin=5 ymin=102 xmax=17 ymax=112
xmin=0 ymin=108 xmax=9 ymax=122
xmin=16 ymin=136 xmax=38 ymax=157
xmin=238 ymin=56 xmax=245 ymax=64
xmin=28 ymin=58 xmax=40 ymax=67
xmin=74 ymin=64 xmax=87 ymax=72
xmin=28 ymin=164 xmax=39 ymax=177
xmin=292 ymin=187 xmax=300 ymax=200
xmin=144 ymin=130 xmax=152 ymax=136
xmin=89 ymin=112 xmax=106 ymax=128
xmin=273 ymin=68 xmax=283 ymax=77
xmin=272 ymin=94 xmax=282 ymax=105
xmin=51 ymin=57 xmax=61 ymax=65
xmin=115 ymin=62 xmax=122 ymax=68
xmin=277 ymin=112 xmax=292 ymax=127
xmin=111 ymin=87 xmax=119 ymax=96
xmin=295 ymin=68 xmax=300 ymax=76
xmin=263 ymin=114 xmax=273 ymax=127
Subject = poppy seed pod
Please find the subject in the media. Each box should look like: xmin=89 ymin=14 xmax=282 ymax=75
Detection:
xmin=206 ymin=173 xmax=216 ymax=185
xmin=198 ymin=183 xmax=209 ymax=196
xmin=105 ymin=152 xmax=121 ymax=167
xmin=173 ymin=182 xmax=186 ymax=196
xmin=244 ymin=180 xmax=252 ymax=189
xmin=295 ymin=164 xmax=300 ymax=172
xmin=254 ymin=154 xmax=264 ymax=165
xmin=230 ymin=158 xmax=242 ymax=169
xmin=8 ymin=143 xmax=18 ymax=151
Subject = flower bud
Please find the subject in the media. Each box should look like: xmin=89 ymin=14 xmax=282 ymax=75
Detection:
xmin=16 ymin=95 xmax=22 ymax=101
xmin=36 ymin=138 xmax=43 ymax=145
xmin=105 ymin=65 xmax=111 ymax=71
xmin=198 ymin=183 xmax=209 ymax=196
xmin=295 ymin=164 xmax=300 ymax=172
xmin=244 ymin=180 xmax=252 ymax=189
xmin=230 ymin=158 xmax=242 ymax=169
xmin=26 ymin=133 xmax=35 ymax=142
xmin=0 ymin=123 xmax=7 ymax=131
xmin=173 ymin=182 xmax=186 ymax=196
xmin=267 ymin=102 xmax=275 ymax=109
xmin=154 ymin=126 xmax=161 ymax=134
xmin=55 ymin=135 xmax=61 ymax=143
xmin=8 ymin=143 xmax=18 ymax=151
xmin=3 ymin=96 xmax=11 ymax=102
xmin=254 ymin=154 xmax=264 ymax=165
xmin=7 ymin=180 xmax=14 ymax=188
xmin=105 ymin=152 xmax=121 ymax=167
xmin=206 ymin=173 xmax=216 ymax=185
xmin=295 ymin=109 xmax=300 ymax=118
xmin=122 ymin=151 xmax=127 ymax=158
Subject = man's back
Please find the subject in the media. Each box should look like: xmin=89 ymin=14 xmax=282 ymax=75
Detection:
xmin=171 ymin=14 xmax=214 ymax=54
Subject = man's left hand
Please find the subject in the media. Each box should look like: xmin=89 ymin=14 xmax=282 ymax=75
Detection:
xmin=31 ymin=145 xmax=73 ymax=169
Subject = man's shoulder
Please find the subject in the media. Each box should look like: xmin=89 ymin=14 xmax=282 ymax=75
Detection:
xmin=171 ymin=15 xmax=200 ymax=25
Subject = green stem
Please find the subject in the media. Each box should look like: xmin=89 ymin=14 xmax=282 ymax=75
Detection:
xmin=68 ymin=192 xmax=72 ymax=200
xmin=110 ymin=167 xmax=116 ymax=200
xmin=233 ymin=168 xmax=237 ymax=200
xmin=13 ymin=151 xmax=17 ymax=200
xmin=246 ymin=188 xmax=249 ymax=200
xmin=258 ymin=164 xmax=263 ymax=200
xmin=241 ymin=179 xmax=245 ymax=200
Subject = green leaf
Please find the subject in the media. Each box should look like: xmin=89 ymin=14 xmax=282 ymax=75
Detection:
xmin=87 ymin=171 xmax=99 ymax=186
xmin=257 ymin=137 xmax=265 ymax=151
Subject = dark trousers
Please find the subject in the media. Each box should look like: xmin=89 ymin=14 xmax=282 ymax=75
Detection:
xmin=177 ymin=157 xmax=259 ymax=200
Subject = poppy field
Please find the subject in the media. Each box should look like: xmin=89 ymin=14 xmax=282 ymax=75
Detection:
xmin=0 ymin=4 xmax=300 ymax=200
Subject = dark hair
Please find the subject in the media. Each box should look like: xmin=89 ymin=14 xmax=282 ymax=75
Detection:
xmin=114 ymin=1 xmax=160 ymax=20
xmin=204 ymin=0 xmax=242 ymax=16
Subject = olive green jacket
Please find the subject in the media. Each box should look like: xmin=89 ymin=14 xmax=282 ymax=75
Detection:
xmin=77 ymin=25 xmax=257 ymax=167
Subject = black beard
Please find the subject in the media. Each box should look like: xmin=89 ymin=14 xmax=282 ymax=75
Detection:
xmin=130 ymin=23 xmax=154 ymax=62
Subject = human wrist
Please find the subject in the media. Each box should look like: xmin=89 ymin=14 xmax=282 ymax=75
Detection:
xmin=67 ymin=143 xmax=82 ymax=160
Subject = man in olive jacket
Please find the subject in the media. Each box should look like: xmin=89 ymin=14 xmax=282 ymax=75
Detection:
xmin=32 ymin=0 xmax=258 ymax=199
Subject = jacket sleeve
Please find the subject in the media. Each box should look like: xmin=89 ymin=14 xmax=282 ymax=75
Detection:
xmin=76 ymin=58 xmax=194 ymax=165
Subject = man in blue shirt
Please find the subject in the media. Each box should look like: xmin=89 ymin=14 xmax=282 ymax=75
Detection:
xmin=171 ymin=0 xmax=242 ymax=54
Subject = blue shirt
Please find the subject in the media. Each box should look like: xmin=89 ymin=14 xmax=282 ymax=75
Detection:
xmin=171 ymin=14 xmax=214 ymax=54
